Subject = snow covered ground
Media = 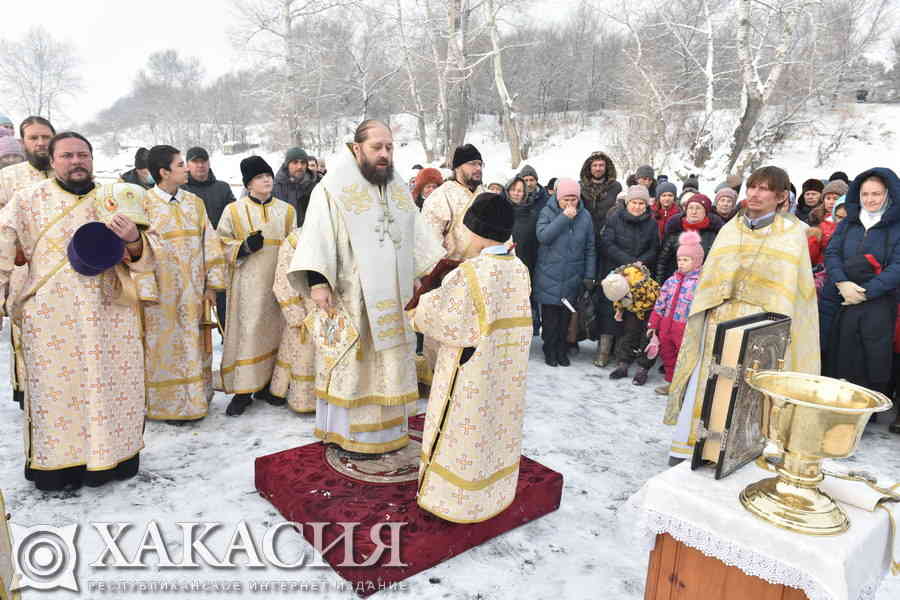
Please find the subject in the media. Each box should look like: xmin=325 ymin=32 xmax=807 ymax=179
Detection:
xmin=3 ymin=103 xmax=900 ymax=598
xmin=1 ymin=326 xmax=899 ymax=600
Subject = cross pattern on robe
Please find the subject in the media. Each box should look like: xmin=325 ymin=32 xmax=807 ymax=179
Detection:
xmin=456 ymin=454 xmax=474 ymax=469
xmin=453 ymin=488 xmax=467 ymax=505
xmin=466 ymin=504 xmax=486 ymax=520
xmin=461 ymin=417 xmax=477 ymax=435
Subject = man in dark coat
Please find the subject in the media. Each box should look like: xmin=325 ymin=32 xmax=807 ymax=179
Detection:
xmin=518 ymin=164 xmax=550 ymax=214
xmin=580 ymin=151 xmax=623 ymax=365
xmin=119 ymin=147 xmax=154 ymax=189
xmin=182 ymin=146 xmax=236 ymax=329
xmin=272 ymin=147 xmax=318 ymax=226
xmin=182 ymin=146 xmax=236 ymax=229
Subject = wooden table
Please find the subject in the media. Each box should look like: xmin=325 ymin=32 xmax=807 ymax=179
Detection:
xmin=645 ymin=533 xmax=809 ymax=600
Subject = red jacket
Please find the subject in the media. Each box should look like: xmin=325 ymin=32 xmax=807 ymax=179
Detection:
xmin=653 ymin=204 xmax=680 ymax=240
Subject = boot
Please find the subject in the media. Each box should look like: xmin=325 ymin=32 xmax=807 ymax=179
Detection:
xmin=544 ymin=347 xmax=558 ymax=367
xmin=558 ymin=342 xmax=571 ymax=367
xmin=609 ymin=361 xmax=629 ymax=379
xmin=632 ymin=367 xmax=648 ymax=386
xmin=890 ymin=412 xmax=900 ymax=434
xmin=654 ymin=384 xmax=670 ymax=396
xmin=668 ymin=456 xmax=686 ymax=467
xmin=593 ymin=335 xmax=613 ymax=367
xmin=226 ymin=393 xmax=253 ymax=416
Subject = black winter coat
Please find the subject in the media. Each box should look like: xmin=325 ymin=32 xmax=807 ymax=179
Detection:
xmin=655 ymin=214 xmax=722 ymax=284
xmin=820 ymin=167 xmax=900 ymax=374
xmin=579 ymin=151 xmax=622 ymax=254
xmin=119 ymin=168 xmax=153 ymax=190
xmin=600 ymin=208 xmax=659 ymax=276
xmin=182 ymin=169 xmax=237 ymax=229
xmin=273 ymin=164 xmax=317 ymax=226
xmin=510 ymin=196 xmax=541 ymax=280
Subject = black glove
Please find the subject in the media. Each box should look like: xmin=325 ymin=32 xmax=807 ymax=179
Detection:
xmin=582 ymin=278 xmax=595 ymax=290
xmin=238 ymin=230 xmax=264 ymax=258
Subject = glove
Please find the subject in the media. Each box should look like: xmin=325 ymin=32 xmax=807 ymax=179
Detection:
xmin=582 ymin=279 xmax=595 ymax=290
xmin=836 ymin=280 xmax=867 ymax=305
xmin=238 ymin=230 xmax=264 ymax=257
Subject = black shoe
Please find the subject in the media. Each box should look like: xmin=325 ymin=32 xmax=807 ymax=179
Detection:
xmin=265 ymin=394 xmax=287 ymax=407
xmin=226 ymin=394 xmax=253 ymax=416
xmin=252 ymin=386 xmax=271 ymax=401
xmin=544 ymin=353 xmax=558 ymax=367
xmin=13 ymin=390 xmax=24 ymax=410
xmin=558 ymin=352 xmax=570 ymax=367
xmin=165 ymin=420 xmax=189 ymax=426
xmin=668 ymin=456 xmax=686 ymax=467
xmin=609 ymin=362 xmax=629 ymax=379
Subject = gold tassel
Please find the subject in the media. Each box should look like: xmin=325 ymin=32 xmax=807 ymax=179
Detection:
xmin=298 ymin=323 xmax=308 ymax=344
xmin=356 ymin=344 xmax=363 ymax=361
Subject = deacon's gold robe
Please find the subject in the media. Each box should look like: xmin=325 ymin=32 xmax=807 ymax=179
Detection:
xmin=0 ymin=161 xmax=53 ymax=398
xmin=138 ymin=187 xmax=228 ymax=420
xmin=0 ymin=179 xmax=153 ymax=472
xmin=288 ymin=151 xmax=444 ymax=454
xmin=217 ymin=195 xmax=294 ymax=394
xmin=271 ymin=229 xmax=315 ymax=412
xmin=666 ymin=213 xmax=820 ymax=459
xmin=419 ymin=180 xmax=486 ymax=385
xmin=414 ymin=252 xmax=532 ymax=523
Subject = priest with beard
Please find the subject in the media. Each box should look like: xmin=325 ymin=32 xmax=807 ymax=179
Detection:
xmin=288 ymin=120 xmax=444 ymax=457
xmin=0 ymin=116 xmax=56 ymax=409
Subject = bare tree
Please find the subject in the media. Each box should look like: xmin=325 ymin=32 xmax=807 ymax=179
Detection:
xmin=486 ymin=0 xmax=525 ymax=168
xmin=0 ymin=26 xmax=83 ymax=121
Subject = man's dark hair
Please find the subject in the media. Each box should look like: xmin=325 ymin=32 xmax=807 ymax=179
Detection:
xmin=134 ymin=147 xmax=150 ymax=170
xmin=354 ymin=119 xmax=390 ymax=143
xmin=147 ymin=145 xmax=181 ymax=184
xmin=746 ymin=166 xmax=790 ymax=194
xmin=20 ymin=116 xmax=55 ymax=139
xmin=49 ymin=132 xmax=92 ymax=158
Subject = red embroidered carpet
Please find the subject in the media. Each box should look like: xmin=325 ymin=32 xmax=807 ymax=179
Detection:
xmin=254 ymin=416 xmax=563 ymax=597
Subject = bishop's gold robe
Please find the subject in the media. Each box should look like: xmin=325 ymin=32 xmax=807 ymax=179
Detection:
xmin=217 ymin=195 xmax=294 ymax=394
xmin=288 ymin=151 xmax=444 ymax=454
xmin=0 ymin=179 xmax=153 ymax=472
xmin=414 ymin=252 xmax=532 ymax=523
xmin=138 ymin=187 xmax=228 ymax=420
xmin=271 ymin=229 xmax=315 ymax=412
xmin=0 ymin=160 xmax=53 ymax=400
xmin=666 ymin=213 xmax=820 ymax=459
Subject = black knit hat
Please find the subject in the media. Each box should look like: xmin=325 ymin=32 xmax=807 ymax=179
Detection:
xmin=186 ymin=146 xmax=209 ymax=162
xmin=134 ymin=147 xmax=149 ymax=169
xmin=463 ymin=192 xmax=514 ymax=243
xmin=452 ymin=144 xmax=482 ymax=170
xmin=829 ymin=171 xmax=850 ymax=184
xmin=240 ymin=155 xmax=274 ymax=187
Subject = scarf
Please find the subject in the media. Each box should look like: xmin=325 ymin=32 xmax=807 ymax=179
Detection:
xmin=681 ymin=216 xmax=710 ymax=232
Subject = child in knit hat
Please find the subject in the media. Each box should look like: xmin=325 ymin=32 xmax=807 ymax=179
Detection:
xmin=0 ymin=134 xmax=25 ymax=168
xmin=647 ymin=231 xmax=704 ymax=395
xmin=600 ymin=262 xmax=660 ymax=385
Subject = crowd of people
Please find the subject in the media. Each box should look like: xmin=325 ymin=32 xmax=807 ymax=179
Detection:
xmin=411 ymin=145 xmax=900 ymax=445
xmin=0 ymin=109 xmax=897 ymax=504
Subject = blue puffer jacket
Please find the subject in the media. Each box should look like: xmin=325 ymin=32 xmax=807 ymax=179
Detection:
xmin=819 ymin=167 xmax=900 ymax=348
xmin=534 ymin=199 xmax=596 ymax=306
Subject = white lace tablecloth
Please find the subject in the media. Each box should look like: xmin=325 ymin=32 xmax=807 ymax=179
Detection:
xmin=620 ymin=461 xmax=893 ymax=600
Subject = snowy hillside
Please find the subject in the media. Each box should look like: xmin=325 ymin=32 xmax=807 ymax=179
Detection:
xmin=91 ymin=102 xmax=900 ymax=194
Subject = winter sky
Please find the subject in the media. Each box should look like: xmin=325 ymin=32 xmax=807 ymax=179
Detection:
xmin=4 ymin=1 xmax=241 ymax=126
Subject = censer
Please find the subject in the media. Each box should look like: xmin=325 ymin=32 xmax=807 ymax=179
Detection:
xmin=741 ymin=369 xmax=892 ymax=535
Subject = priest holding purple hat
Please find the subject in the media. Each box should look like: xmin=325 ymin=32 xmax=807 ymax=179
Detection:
xmin=0 ymin=131 xmax=154 ymax=491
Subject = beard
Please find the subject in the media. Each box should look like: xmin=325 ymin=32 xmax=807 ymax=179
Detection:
xmin=359 ymin=155 xmax=393 ymax=186
xmin=461 ymin=170 xmax=482 ymax=191
xmin=26 ymin=150 xmax=51 ymax=171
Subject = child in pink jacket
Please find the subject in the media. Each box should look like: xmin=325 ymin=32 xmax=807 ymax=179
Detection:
xmin=647 ymin=231 xmax=704 ymax=395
